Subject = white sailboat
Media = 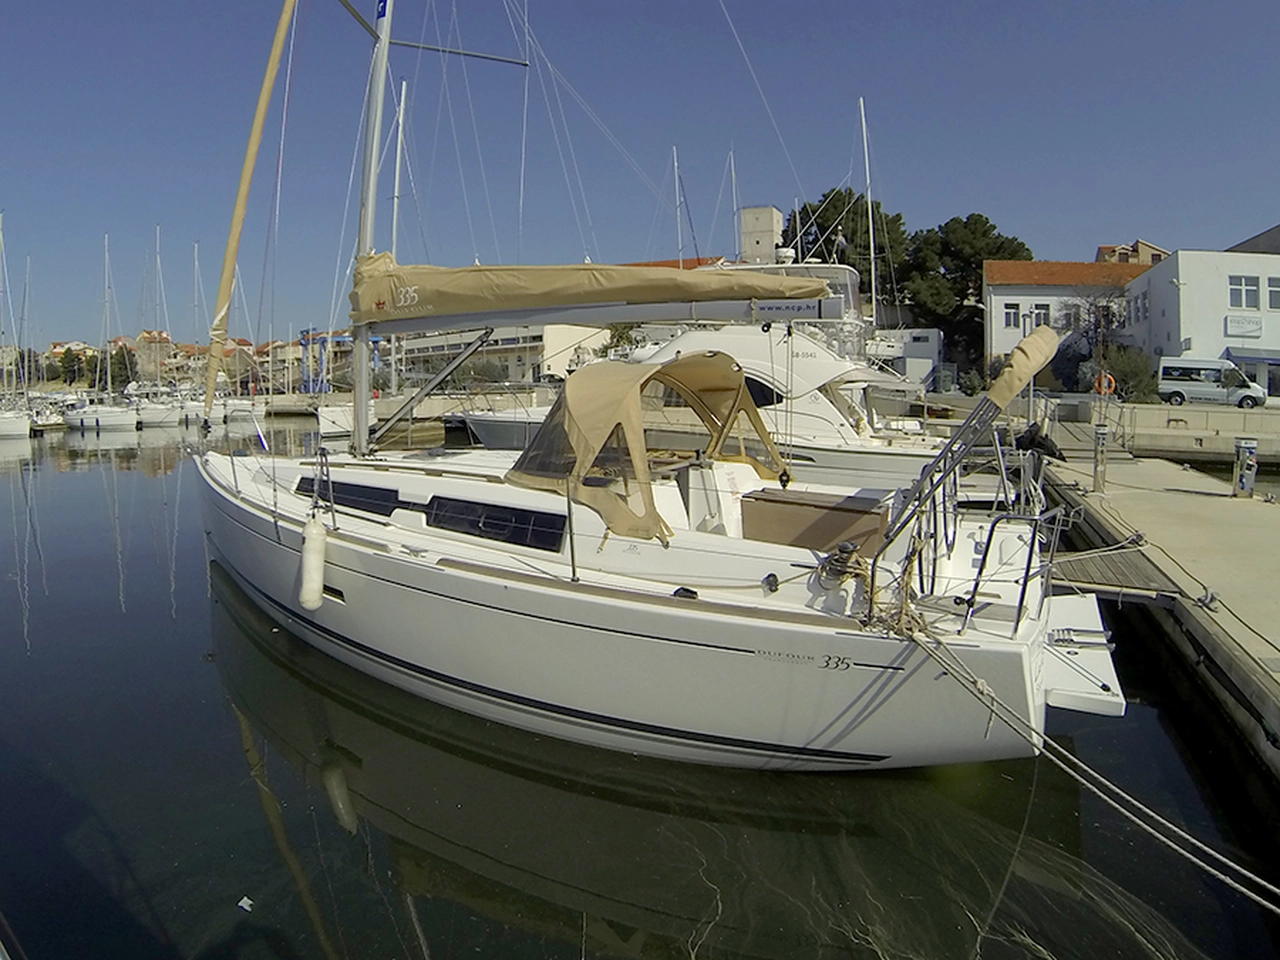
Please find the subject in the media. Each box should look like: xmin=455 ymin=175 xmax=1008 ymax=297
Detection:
xmin=464 ymin=321 xmax=948 ymax=488
xmin=198 ymin=0 xmax=1123 ymax=771
xmin=63 ymin=236 xmax=139 ymax=432
xmin=137 ymin=226 xmax=186 ymax=429
xmin=0 ymin=215 xmax=33 ymax=439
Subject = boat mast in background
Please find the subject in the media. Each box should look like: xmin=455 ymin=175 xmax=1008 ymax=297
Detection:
xmin=103 ymin=234 xmax=113 ymax=396
xmin=673 ymin=145 xmax=683 ymax=269
xmin=859 ymin=96 xmax=875 ymax=328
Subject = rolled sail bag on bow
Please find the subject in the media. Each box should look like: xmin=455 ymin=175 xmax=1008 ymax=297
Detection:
xmin=986 ymin=326 xmax=1060 ymax=411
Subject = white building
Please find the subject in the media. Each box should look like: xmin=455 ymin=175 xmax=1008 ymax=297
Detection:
xmin=865 ymin=327 xmax=943 ymax=387
xmin=1118 ymin=250 xmax=1280 ymax=394
xmin=982 ymin=261 xmax=1152 ymax=360
xmin=399 ymin=323 xmax=608 ymax=384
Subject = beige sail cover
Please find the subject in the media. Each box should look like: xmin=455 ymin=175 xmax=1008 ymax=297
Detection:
xmin=348 ymin=252 xmax=831 ymax=327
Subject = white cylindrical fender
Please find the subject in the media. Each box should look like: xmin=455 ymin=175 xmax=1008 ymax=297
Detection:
xmin=320 ymin=762 xmax=358 ymax=834
xmin=299 ymin=517 xmax=327 ymax=610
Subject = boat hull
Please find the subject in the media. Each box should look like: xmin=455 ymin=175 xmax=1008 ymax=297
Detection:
xmin=198 ymin=453 xmax=1044 ymax=771
xmin=316 ymin=401 xmax=377 ymax=436
xmin=62 ymin=405 xmax=138 ymax=431
xmin=0 ymin=411 xmax=31 ymax=439
xmin=137 ymin=401 xmax=185 ymax=428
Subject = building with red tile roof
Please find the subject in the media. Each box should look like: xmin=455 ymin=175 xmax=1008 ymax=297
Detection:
xmin=982 ymin=260 xmax=1152 ymax=360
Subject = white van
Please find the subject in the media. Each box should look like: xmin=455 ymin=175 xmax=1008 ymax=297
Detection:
xmin=1157 ymin=357 xmax=1267 ymax=408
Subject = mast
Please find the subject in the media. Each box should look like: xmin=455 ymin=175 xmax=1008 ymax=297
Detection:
xmin=389 ymin=76 xmax=407 ymax=397
xmin=193 ymin=241 xmax=200 ymax=343
xmin=18 ymin=255 xmax=31 ymax=403
xmin=154 ymin=224 xmax=163 ymax=390
xmin=673 ymin=146 xmax=683 ymax=269
xmin=104 ymin=234 xmax=113 ymax=395
xmin=859 ymin=97 xmax=876 ymax=327
xmin=729 ymin=149 xmax=740 ymax=262
xmin=352 ymin=0 xmax=395 ymax=455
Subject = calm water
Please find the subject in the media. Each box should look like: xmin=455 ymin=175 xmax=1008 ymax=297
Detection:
xmin=1 ymin=426 xmax=1278 ymax=959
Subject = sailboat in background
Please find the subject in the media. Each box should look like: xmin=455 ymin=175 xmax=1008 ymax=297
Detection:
xmin=63 ymin=236 xmax=139 ymax=432
xmin=0 ymin=214 xmax=34 ymax=439
xmin=137 ymin=226 xmax=185 ymax=428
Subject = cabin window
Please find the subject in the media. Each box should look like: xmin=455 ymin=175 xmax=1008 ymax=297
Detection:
xmin=745 ymin=376 xmax=783 ymax=408
xmin=295 ymin=477 xmax=401 ymax=516
xmin=294 ymin=477 xmax=565 ymax=552
xmin=423 ymin=497 xmax=566 ymax=552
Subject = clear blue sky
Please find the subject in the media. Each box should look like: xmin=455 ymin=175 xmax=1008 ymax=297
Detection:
xmin=2 ymin=0 xmax=1277 ymax=347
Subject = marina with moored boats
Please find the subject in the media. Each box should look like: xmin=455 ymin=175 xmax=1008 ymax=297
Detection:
xmin=4 ymin=1 xmax=1280 ymax=957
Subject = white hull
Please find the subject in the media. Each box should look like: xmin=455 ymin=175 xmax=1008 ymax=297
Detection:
xmin=316 ymin=401 xmax=377 ymax=436
xmin=137 ymin=400 xmax=185 ymax=428
xmin=0 ymin=410 xmax=31 ymax=439
xmin=463 ymin=408 xmax=544 ymax=449
xmin=180 ymin=397 xmax=260 ymax=426
xmin=213 ymin=569 xmax=1157 ymax=960
xmin=63 ymin=405 xmax=138 ymax=431
xmin=197 ymin=449 xmax=1120 ymax=771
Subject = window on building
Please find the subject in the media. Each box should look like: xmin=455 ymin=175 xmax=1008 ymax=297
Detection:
xmin=1032 ymin=303 xmax=1050 ymax=327
xmin=1269 ymin=277 xmax=1280 ymax=310
xmin=1229 ymin=275 xmax=1260 ymax=309
xmin=1003 ymin=303 xmax=1020 ymax=328
xmin=1141 ymin=291 xmax=1149 ymax=323
xmin=1118 ymin=251 xmax=1130 ymax=263
xmin=1063 ymin=304 xmax=1082 ymax=330
xmin=1151 ymin=253 xmax=1163 ymax=264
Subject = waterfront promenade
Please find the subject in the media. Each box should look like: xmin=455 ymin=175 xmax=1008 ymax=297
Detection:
xmin=1045 ymin=435 xmax=1280 ymax=783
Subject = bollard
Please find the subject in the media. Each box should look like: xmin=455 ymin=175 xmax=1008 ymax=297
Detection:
xmin=1232 ymin=437 xmax=1259 ymax=498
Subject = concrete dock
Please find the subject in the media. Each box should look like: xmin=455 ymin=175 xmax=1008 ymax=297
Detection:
xmin=1044 ymin=435 xmax=1280 ymax=783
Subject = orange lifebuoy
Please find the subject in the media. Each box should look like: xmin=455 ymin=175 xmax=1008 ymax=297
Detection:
xmin=1094 ymin=372 xmax=1116 ymax=395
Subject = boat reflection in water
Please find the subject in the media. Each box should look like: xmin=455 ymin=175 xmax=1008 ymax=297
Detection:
xmin=210 ymin=561 xmax=1205 ymax=960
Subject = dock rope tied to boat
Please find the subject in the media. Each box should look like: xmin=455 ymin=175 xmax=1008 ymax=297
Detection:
xmin=907 ymin=624 xmax=1280 ymax=917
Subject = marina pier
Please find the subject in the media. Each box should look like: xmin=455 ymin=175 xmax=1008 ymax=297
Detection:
xmin=1047 ymin=417 xmax=1280 ymax=785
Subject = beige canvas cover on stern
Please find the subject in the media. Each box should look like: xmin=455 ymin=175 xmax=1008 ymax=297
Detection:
xmin=506 ymin=352 xmax=787 ymax=542
xmin=348 ymin=253 xmax=832 ymax=328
